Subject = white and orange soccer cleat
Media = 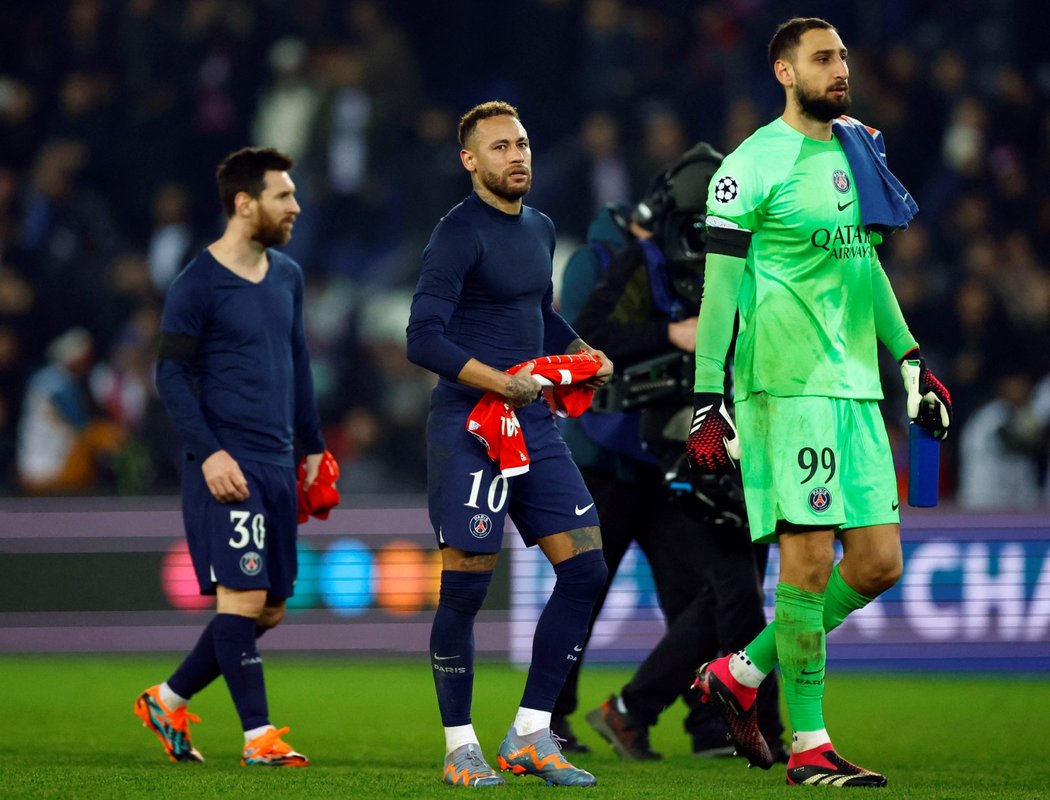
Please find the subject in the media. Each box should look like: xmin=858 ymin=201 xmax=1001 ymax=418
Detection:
xmin=134 ymin=685 xmax=204 ymax=763
xmin=241 ymin=726 xmax=309 ymax=767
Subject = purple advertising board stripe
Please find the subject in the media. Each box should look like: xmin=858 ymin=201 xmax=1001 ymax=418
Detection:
xmin=3 ymin=502 xmax=1045 ymax=540
xmin=0 ymin=507 xmax=434 ymax=539
xmin=0 ymin=621 xmax=509 ymax=653
xmin=1 ymin=499 xmax=1047 ymax=666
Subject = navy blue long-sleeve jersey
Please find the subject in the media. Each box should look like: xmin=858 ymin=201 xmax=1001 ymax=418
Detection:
xmin=406 ymin=192 xmax=578 ymax=398
xmin=156 ymin=248 xmax=324 ymax=467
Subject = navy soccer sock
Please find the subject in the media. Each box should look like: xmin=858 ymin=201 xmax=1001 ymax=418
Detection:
xmin=167 ymin=618 xmax=221 ymax=700
xmin=167 ymin=618 xmax=273 ymax=700
xmin=212 ymin=613 xmax=270 ymax=731
xmin=521 ymin=550 xmax=608 ymax=712
xmin=430 ymin=570 xmax=492 ymax=727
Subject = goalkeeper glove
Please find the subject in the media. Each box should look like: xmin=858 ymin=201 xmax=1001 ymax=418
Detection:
xmin=899 ymin=348 xmax=952 ymax=440
xmin=685 ymin=392 xmax=741 ymax=472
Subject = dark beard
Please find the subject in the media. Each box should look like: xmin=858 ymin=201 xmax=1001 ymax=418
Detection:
xmin=479 ymin=169 xmax=530 ymax=202
xmin=797 ymin=86 xmax=851 ymax=122
xmin=252 ymin=217 xmax=292 ymax=248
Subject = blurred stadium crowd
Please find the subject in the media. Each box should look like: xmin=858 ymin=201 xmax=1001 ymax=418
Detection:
xmin=1 ymin=0 xmax=1048 ymax=506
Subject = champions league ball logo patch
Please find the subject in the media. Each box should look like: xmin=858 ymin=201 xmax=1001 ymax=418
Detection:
xmin=832 ymin=170 xmax=851 ymax=194
xmin=240 ymin=551 xmax=263 ymax=575
xmin=713 ymin=176 xmax=738 ymax=204
xmin=808 ymin=487 xmax=832 ymax=513
xmin=469 ymin=514 xmax=493 ymax=538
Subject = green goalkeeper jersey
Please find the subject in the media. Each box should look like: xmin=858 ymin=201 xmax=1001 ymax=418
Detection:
xmin=700 ymin=117 xmax=913 ymax=401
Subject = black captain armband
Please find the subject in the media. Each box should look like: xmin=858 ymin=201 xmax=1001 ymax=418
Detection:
xmin=705 ymin=218 xmax=752 ymax=259
xmin=157 ymin=332 xmax=200 ymax=362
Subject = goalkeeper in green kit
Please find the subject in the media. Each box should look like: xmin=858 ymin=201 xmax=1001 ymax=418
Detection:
xmin=686 ymin=17 xmax=951 ymax=788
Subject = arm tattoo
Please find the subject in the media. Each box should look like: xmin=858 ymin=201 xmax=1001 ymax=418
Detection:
xmin=505 ymin=372 xmax=540 ymax=406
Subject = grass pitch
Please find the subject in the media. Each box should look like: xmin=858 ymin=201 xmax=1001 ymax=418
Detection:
xmin=0 ymin=654 xmax=1047 ymax=798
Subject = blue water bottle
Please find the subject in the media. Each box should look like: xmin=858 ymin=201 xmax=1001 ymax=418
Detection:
xmin=908 ymin=423 xmax=940 ymax=507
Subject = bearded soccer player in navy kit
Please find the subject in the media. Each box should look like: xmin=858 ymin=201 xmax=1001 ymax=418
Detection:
xmin=407 ymin=101 xmax=614 ymax=788
xmin=135 ymin=147 xmax=325 ymax=767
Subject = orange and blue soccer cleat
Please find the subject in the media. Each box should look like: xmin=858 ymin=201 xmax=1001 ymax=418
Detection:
xmin=693 ymin=654 xmax=773 ymax=769
xmin=241 ymin=726 xmax=309 ymax=767
xmin=786 ymin=743 xmax=887 ymax=788
xmin=441 ymin=743 xmax=506 ymax=787
xmin=496 ymin=727 xmax=597 ymax=787
xmin=133 ymin=685 xmax=204 ymax=763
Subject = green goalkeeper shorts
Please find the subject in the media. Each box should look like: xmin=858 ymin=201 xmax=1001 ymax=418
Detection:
xmin=735 ymin=393 xmax=900 ymax=544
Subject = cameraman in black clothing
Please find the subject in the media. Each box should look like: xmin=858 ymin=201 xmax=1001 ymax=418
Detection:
xmin=552 ymin=143 xmax=786 ymax=761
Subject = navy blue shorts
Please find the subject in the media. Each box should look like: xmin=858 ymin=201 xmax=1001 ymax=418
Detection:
xmin=181 ymin=454 xmax=299 ymax=597
xmin=426 ymin=392 xmax=599 ymax=554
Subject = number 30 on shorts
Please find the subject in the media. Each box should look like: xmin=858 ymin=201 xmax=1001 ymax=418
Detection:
xmin=228 ymin=510 xmax=266 ymax=549
xmin=797 ymin=446 xmax=836 ymax=484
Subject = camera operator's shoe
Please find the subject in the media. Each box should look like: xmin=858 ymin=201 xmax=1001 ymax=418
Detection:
xmin=497 ymin=727 xmax=596 ymax=787
xmin=786 ymin=743 xmax=887 ymax=787
xmin=550 ymin=715 xmax=590 ymax=755
xmin=767 ymin=737 xmax=791 ymax=765
xmin=133 ymin=685 xmax=204 ymax=763
xmin=693 ymin=655 xmax=772 ymax=769
xmin=585 ymin=695 xmax=661 ymax=761
xmin=691 ymin=720 xmax=736 ymax=758
xmin=693 ymin=726 xmax=789 ymax=762
xmin=442 ymin=743 xmax=506 ymax=787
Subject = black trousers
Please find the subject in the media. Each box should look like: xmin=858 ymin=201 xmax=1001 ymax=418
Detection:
xmin=556 ymin=465 xmax=783 ymax=741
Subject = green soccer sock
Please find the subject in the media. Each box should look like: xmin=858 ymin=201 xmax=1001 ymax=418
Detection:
xmin=741 ymin=623 xmax=778 ymax=676
xmin=741 ymin=564 xmax=874 ymax=675
xmin=822 ymin=562 xmax=875 ymax=631
xmin=775 ymin=582 xmax=826 ymax=734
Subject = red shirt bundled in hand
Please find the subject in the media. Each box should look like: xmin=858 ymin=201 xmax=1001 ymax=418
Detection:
xmin=297 ymin=450 xmax=341 ymax=523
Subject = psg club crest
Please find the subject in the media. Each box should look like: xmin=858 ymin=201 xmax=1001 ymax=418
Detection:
xmin=832 ymin=170 xmax=851 ymax=194
xmin=240 ymin=551 xmax=263 ymax=575
xmin=808 ymin=487 xmax=832 ymax=513
xmin=469 ymin=513 xmax=493 ymax=538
